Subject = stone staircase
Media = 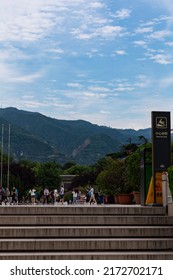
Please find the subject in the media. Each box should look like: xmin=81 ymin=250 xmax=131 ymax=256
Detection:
xmin=0 ymin=205 xmax=173 ymax=259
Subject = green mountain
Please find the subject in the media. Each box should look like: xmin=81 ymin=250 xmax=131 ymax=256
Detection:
xmin=0 ymin=107 xmax=151 ymax=165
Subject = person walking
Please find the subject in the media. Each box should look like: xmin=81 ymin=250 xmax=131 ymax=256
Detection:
xmin=54 ymin=189 xmax=59 ymax=204
xmin=59 ymin=185 xmax=64 ymax=204
xmin=0 ymin=186 xmax=5 ymax=204
xmin=5 ymin=187 xmax=10 ymax=204
xmin=11 ymin=187 xmax=17 ymax=205
xmin=89 ymin=186 xmax=97 ymax=204
xmin=50 ymin=190 xmax=55 ymax=204
xmin=43 ymin=187 xmax=49 ymax=204
xmin=29 ymin=188 xmax=36 ymax=204
xmin=72 ymin=189 xmax=78 ymax=204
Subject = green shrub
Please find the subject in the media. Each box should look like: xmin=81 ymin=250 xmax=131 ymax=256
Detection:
xmin=96 ymin=158 xmax=128 ymax=196
xmin=168 ymin=166 xmax=173 ymax=197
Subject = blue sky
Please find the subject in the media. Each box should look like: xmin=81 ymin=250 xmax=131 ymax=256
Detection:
xmin=0 ymin=0 xmax=173 ymax=129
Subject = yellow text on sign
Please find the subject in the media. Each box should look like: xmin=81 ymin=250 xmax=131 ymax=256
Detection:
xmin=146 ymin=172 xmax=163 ymax=205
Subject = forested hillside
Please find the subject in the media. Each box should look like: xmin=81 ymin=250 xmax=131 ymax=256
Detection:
xmin=0 ymin=107 xmax=151 ymax=165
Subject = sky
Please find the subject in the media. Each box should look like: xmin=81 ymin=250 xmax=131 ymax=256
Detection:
xmin=1 ymin=0 xmax=173 ymax=130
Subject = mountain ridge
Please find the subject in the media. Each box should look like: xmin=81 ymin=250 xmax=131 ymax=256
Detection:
xmin=0 ymin=107 xmax=151 ymax=165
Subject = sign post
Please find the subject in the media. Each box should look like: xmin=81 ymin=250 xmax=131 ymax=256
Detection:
xmin=151 ymin=111 xmax=171 ymax=205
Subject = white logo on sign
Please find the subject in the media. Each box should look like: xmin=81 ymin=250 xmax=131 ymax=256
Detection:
xmin=156 ymin=117 xmax=167 ymax=129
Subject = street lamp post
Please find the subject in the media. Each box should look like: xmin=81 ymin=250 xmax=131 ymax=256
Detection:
xmin=7 ymin=124 xmax=11 ymax=189
xmin=0 ymin=124 xmax=4 ymax=204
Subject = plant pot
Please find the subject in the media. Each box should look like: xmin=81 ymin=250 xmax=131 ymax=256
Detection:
xmin=114 ymin=195 xmax=119 ymax=204
xmin=133 ymin=191 xmax=141 ymax=204
xmin=117 ymin=193 xmax=133 ymax=204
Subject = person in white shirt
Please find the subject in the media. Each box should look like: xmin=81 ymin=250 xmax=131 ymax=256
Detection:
xmin=72 ymin=190 xmax=78 ymax=204
xmin=60 ymin=186 xmax=64 ymax=204
xmin=29 ymin=188 xmax=36 ymax=204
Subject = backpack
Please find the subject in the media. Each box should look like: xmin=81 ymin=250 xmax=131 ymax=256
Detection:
xmin=88 ymin=191 xmax=92 ymax=196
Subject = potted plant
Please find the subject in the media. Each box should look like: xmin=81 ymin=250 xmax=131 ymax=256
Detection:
xmin=116 ymin=184 xmax=134 ymax=204
xmin=133 ymin=190 xmax=140 ymax=204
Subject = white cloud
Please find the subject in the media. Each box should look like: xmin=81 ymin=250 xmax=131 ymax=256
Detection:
xmin=140 ymin=21 xmax=155 ymax=27
xmin=114 ymin=86 xmax=134 ymax=92
xmin=88 ymin=86 xmax=111 ymax=92
xmin=21 ymin=93 xmax=75 ymax=110
xmin=67 ymin=83 xmax=82 ymax=88
xmin=0 ymin=46 xmax=31 ymax=61
xmin=0 ymin=62 xmax=16 ymax=81
xmin=100 ymin=110 xmax=110 ymax=114
xmin=63 ymin=90 xmax=109 ymax=101
xmin=23 ymin=100 xmax=46 ymax=108
xmin=76 ymin=33 xmax=94 ymax=40
xmin=88 ymin=2 xmax=105 ymax=9
xmin=51 ymin=103 xmax=74 ymax=109
xmin=72 ymin=24 xmax=124 ymax=40
xmin=115 ymin=50 xmax=127 ymax=55
xmin=166 ymin=41 xmax=173 ymax=46
xmin=134 ymin=75 xmax=151 ymax=88
xmin=1 ymin=0 xmax=173 ymax=130
xmin=148 ymin=53 xmax=173 ymax=64
xmin=0 ymin=2 xmax=59 ymax=42
xmin=99 ymin=25 xmax=122 ymax=35
xmin=134 ymin=40 xmax=148 ymax=47
xmin=148 ymin=30 xmax=172 ymax=40
xmin=113 ymin=9 xmax=131 ymax=20
xmin=82 ymin=92 xmax=108 ymax=99
xmin=0 ymin=0 xmax=106 ymax=43
xmin=135 ymin=27 xmax=153 ymax=34
xmin=97 ymin=25 xmax=124 ymax=38
xmin=48 ymin=48 xmax=64 ymax=54
xmin=10 ymin=72 xmax=43 ymax=83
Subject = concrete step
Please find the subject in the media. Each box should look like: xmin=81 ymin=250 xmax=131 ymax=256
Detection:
xmin=0 ymin=205 xmax=172 ymax=260
xmin=1 ymin=251 xmax=173 ymax=260
xmin=0 ymin=226 xmax=173 ymax=238
xmin=0 ymin=215 xmax=172 ymax=226
xmin=0 ymin=238 xmax=173 ymax=251
xmin=0 ymin=205 xmax=167 ymax=216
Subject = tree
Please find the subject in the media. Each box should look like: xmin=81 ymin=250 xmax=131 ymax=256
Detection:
xmin=4 ymin=162 xmax=37 ymax=199
xmin=125 ymin=151 xmax=140 ymax=191
xmin=63 ymin=164 xmax=91 ymax=175
xmin=138 ymin=135 xmax=148 ymax=145
xmin=92 ymin=157 xmax=112 ymax=174
xmin=37 ymin=162 xmax=61 ymax=189
xmin=121 ymin=143 xmax=138 ymax=156
xmin=63 ymin=164 xmax=93 ymax=188
xmin=62 ymin=162 xmax=76 ymax=171
xmin=96 ymin=158 xmax=128 ymax=196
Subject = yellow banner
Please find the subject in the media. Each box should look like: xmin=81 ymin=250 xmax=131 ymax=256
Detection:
xmin=145 ymin=172 xmax=163 ymax=205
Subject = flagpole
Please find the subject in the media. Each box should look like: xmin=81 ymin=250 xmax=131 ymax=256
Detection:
xmin=7 ymin=124 xmax=11 ymax=189
xmin=1 ymin=124 xmax=4 ymax=187
xmin=0 ymin=124 xmax=4 ymax=203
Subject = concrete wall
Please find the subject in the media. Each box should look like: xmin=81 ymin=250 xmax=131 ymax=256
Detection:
xmin=168 ymin=203 xmax=173 ymax=216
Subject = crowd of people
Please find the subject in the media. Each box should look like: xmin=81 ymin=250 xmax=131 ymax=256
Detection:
xmin=0 ymin=186 xmax=19 ymax=205
xmin=23 ymin=185 xmax=65 ymax=205
xmin=0 ymin=185 xmax=65 ymax=205
xmin=0 ymin=184 xmax=106 ymax=205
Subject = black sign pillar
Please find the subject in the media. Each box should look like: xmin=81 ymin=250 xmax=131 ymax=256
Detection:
xmin=151 ymin=111 xmax=171 ymax=204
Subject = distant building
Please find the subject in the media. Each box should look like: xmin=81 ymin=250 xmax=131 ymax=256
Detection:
xmin=60 ymin=175 xmax=77 ymax=190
